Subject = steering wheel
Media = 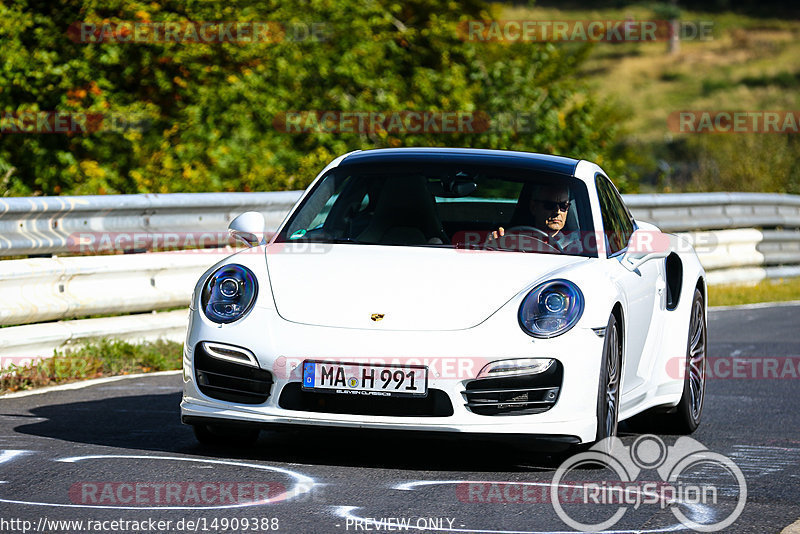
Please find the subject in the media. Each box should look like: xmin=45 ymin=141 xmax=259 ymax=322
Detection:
xmin=503 ymin=225 xmax=563 ymax=253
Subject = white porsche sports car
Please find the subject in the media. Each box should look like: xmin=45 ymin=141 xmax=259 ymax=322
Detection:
xmin=180 ymin=148 xmax=707 ymax=449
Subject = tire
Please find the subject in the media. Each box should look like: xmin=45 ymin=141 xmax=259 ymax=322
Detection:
xmin=192 ymin=423 xmax=260 ymax=448
xmin=594 ymin=313 xmax=622 ymax=443
xmin=667 ymin=288 xmax=707 ymax=433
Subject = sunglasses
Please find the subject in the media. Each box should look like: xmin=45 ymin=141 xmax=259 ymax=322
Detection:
xmin=535 ymin=199 xmax=570 ymax=212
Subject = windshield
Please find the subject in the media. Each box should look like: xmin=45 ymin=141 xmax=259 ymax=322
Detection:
xmin=276 ymin=162 xmax=596 ymax=257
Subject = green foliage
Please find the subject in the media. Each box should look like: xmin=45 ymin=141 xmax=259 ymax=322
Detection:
xmin=647 ymin=132 xmax=800 ymax=194
xmin=650 ymin=2 xmax=681 ymax=21
xmin=0 ymin=338 xmax=182 ymax=393
xmin=0 ymin=0 xmax=629 ymax=195
xmin=73 ymin=337 xmax=182 ymax=374
xmin=684 ymin=134 xmax=800 ymax=194
xmin=740 ymin=71 xmax=800 ymax=89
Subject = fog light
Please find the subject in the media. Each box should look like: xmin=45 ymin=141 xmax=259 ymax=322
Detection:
xmin=200 ymin=341 xmax=259 ymax=368
xmin=477 ymin=358 xmax=554 ymax=378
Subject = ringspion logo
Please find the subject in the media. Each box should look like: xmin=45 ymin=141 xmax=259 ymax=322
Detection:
xmin=551 ymin=435 xmax=746 ymax=532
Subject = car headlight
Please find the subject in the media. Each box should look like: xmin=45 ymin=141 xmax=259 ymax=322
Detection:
xmin=518 ymin=279 xmax=584 ymax=338
xmin=200 ymin=264 xmax=258 ymax=324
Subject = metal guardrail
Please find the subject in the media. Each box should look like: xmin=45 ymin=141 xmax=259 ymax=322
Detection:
xmin=676 ymin=228 xmax=800 ymax=285
xmin=1 ymin=191 xmax=799 ymax=367
xmin=3 ymin=191 xmax=798 ymax=255
xmin=626 ymin=192 xmax=800 ymax=285
xmin=0 ymin=251 xmax=231 ymax=326
xmin=624 ymin=192 xmax=800 ymax=232
xmin=0 ymin=192 xmax=301 ymax=256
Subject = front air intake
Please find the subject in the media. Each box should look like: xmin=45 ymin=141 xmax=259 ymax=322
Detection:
xmin=463 ymin=360 xmax=563 ymax=416
xmin=194 ymin=342 xmax=272 ymax=404
xmin=278 ymin=383 xmax=454 ymax=417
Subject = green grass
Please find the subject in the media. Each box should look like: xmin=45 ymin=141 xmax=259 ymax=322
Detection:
xmin=498 ymin=4 xmax=800 ymax=194
xmin=710 ymin=277 xmax=800 ymax=307
xmin=0 ymin=338 xmax=182 ymax=395
xmin=500 ymin=4 xmax=800 ymax=144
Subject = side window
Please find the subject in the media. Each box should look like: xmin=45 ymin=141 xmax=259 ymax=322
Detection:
xmin=607 ymin=178 xmax=635 ymax=247
xmin=596 ymin=174 xmax=634 ymax=255
xmin=307 ymin=192 xmax=340 ymax=230
xmin=596 ymin=177 xmax=622 ymax=254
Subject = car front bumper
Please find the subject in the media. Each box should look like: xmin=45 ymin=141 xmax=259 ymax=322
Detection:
xmin=181 ymin=305 xmax=605 ymax=445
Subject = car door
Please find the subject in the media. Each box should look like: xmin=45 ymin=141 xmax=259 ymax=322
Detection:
xmin=596 ymin=173 xmax=662 ymax=393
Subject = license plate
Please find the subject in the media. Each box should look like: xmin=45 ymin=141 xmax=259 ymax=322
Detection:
xmin=301 ymin=360 xmax=428 ymax=397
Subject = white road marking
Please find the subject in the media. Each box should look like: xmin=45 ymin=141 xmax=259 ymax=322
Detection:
xmin=725 ymin=445 xmax=800 ymax=479
xmin=0 ymin=450 xmax=30 ymax=466
xmin=0 ymin=370 xmax=181 ymax=399
xmin=0 ymin=450 xmax=33 ymax=484
xmin=0 ymin=454 xmax=316 ymax=510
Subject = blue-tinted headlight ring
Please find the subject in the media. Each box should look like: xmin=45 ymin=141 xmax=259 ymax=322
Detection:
xmin=518 ymin=279 xmax=584 ymax=338
xmin=201 ymin=264 xmax=258 ymax=324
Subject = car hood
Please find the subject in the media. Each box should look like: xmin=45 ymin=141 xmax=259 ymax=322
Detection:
xmin=265 ymin=244 xmax=588 ymax=331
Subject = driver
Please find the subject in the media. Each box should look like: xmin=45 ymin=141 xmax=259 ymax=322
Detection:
xmin=489 ymin=183 xmax=579 ymax=251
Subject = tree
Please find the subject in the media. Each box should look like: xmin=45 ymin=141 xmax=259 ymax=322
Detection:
xmin=0 ymin=0 xmax=632 ymax=196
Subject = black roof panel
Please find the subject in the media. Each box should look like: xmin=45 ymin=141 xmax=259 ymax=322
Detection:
xmin=340 ymin=148 xmax=579 ymax=176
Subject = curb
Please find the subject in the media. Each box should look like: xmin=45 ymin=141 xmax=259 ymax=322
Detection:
xmin=709 ymin=300 xmax=800 ymax=311
xmin=0 ymin=369 xmax=182 ymax=399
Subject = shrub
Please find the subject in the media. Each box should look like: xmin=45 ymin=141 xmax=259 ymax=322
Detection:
xmin=0 ymin=0 xmax=632 ymax=195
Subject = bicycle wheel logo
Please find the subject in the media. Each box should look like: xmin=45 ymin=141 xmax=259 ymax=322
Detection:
xmin=550 ymin=435 xmax=747 ymax=532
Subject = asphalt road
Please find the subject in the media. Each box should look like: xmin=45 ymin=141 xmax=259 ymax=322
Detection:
xmin=1 ymin=304 xmax=799 ymax=534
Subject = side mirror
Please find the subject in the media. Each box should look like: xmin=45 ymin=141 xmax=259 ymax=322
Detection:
xmin=620 ymin=229 xmax=670 ymax=272
xmin=228 ymin=211 xmax=266 ymax=247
